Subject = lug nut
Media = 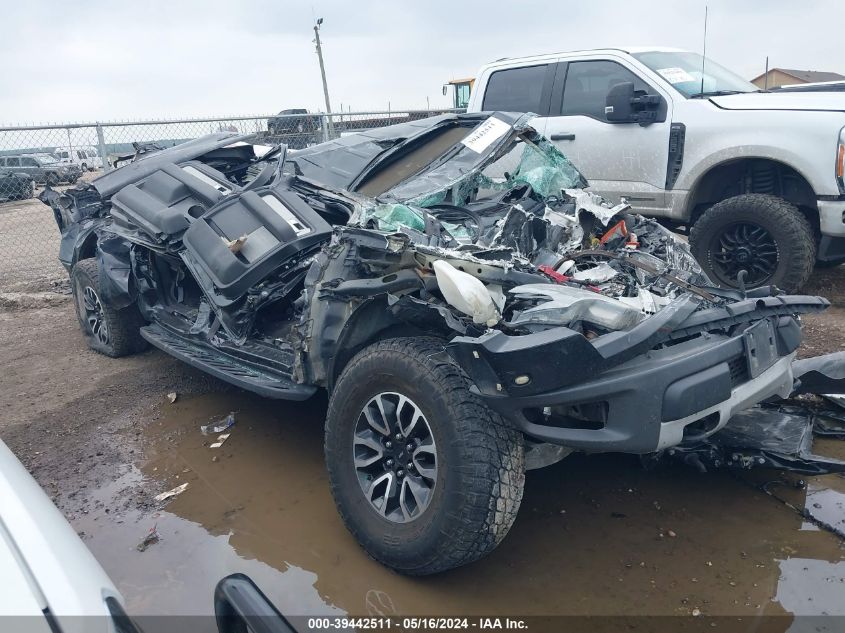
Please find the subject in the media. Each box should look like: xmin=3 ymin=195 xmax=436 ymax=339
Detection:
xmin=397 ymin=469 xmax=405 ymax=478
xmin=395 ymin=433 xmax=403 ymax=441
xmin=385 ymin=459 xmax=394 ymax=467
xmin=406 ymin=443 xmax=414 ymax=451
xmin=407 ymin=462 xmax=414 ymax=470
xmin=385 ymin=441 xmax=392 ymax=449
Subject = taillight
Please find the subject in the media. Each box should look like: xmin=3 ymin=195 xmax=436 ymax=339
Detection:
xmin=837 ymin=142 xmax=845 ymax=180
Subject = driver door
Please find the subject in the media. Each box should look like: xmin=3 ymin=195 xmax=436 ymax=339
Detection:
xmin=541 ymin=58 xmax=673 ymax=216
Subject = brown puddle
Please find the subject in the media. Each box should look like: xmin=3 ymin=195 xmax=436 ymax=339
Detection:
xmin=72 ymin=391 xmax=845 ymax=621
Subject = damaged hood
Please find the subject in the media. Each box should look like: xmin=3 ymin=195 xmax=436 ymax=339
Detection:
xmin=287 ymin=112 xmax=586 ymax=205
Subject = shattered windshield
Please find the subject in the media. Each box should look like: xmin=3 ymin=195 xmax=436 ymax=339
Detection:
xmin=380 ymin=117 xmax=587 ymax=208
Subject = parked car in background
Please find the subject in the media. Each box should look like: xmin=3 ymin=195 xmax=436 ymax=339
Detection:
xmin=0 ymin=169 xmax=33 ymax=201
xmin=0 ymin=153 xmax=81 ymax=185
xmin=53 ymin=146 xmax=103 ymax=171
xmin=467 ymin=47 xmax=845 ymax=291
xmin=267 ymin=108 xmax=319 ymax=149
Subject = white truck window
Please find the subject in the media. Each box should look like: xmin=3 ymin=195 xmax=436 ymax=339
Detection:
xmin=561 ymin=60 xmax=652 ymax=120
xmin=481 ymin=65 xmax=548 ymax=113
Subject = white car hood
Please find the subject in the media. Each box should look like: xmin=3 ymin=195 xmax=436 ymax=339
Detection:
xmin=710 ymin=91 xmax=845 ymax=112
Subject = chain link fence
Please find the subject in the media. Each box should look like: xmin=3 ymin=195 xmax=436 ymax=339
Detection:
xmin=0 ymin=109 xmax=459 ymax=292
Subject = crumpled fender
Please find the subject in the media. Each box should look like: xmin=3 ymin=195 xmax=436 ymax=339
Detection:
xmin=95 ymin=234 xmax=136 ymax=309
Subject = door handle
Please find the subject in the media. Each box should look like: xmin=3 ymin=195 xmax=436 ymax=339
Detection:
xmin=550 ymin=133 xmax=575 ymax=141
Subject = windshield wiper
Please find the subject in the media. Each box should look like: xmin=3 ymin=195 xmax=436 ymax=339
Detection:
xmin=689 ymin=90 xmax=746 ymax=99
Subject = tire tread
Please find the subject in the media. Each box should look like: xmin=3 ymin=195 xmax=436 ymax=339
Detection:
xmin=325 ymin=337 xmax=525 ymax=575
xmin=690 ymin=193 xmax=815 ymax=292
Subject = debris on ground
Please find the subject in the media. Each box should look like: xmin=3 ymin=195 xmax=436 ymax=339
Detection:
xmin=136 ymin=525 xmax=159 ymax=552
xmin=200 ymin=412 xmax=235 ymax=435
xmin=153 ymin=482 xmax=189 ymax=502
xmin=663 ymin=368 xmax=845 ymax=476
xmin=166 ymin=392 xmax=177 ymax=404
xmin=209 ymin=433 xmax=231 ymax=449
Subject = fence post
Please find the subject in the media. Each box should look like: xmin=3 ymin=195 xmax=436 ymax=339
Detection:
xmin=96 ymin=123 xmax=111 ymax=173
xmin=320 ymin=114 xmax=329 ymax=143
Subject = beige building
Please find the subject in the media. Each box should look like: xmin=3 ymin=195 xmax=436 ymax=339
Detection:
xmin=750 ymin=68 xmax=845 ymax=89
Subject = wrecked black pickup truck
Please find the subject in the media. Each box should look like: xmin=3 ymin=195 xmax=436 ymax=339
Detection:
xmin=42 ymin=112 xmax=843 ymax=575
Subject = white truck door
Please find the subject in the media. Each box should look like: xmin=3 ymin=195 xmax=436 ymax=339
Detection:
xmin=542 ymin=58 xmax=673 ymax=216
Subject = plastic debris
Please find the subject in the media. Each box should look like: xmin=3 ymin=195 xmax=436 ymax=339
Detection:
xmin=200 ymin=412 xmax=235 ymax=435
xmin=433 ymin=260 xmax=499 ymax=326
xmin=224 ymin=234 xmax=248 ymax=253
xmin=136 ymin=525 xmax=159 ymax=552
xmin=166 ymin=392 xmax=177 ymax=404
xmin=154 ymin=482 xmax=189 ymax=502
xmin=209 ymin=433 xmax=231 ymax=449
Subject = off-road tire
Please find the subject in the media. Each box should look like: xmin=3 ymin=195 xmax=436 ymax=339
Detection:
xmin=71 ymin=258 xmax=148 ymax=358
xmin=325 ymin=337 xmax=525 ymax=575
xmin=690 ymin=194 xmax=815 ymax=292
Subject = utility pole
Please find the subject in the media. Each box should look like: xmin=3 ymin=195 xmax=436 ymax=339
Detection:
xmin=764 ymin=56 xmax=769 ymax=90
xmin=313 ymin=18 xmax=335 ymax=138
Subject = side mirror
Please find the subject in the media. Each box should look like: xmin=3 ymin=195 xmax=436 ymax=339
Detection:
xmin=605 ymin=81 xmax=635 ymax=122
xmin=606 ymin=81 xmax=663 ymax=125
xmin=214 ymin=573 xmax=296 ymax=633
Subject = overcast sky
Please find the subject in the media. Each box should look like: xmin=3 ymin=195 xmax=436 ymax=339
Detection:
xmin=0 ymin=0 xmax=841 ymax=124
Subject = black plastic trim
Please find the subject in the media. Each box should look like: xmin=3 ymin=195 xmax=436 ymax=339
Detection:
xmin=140 ymin=324 xmax=316 ymax=400
xmin=665 ymin=123 xmax=686 ymax=189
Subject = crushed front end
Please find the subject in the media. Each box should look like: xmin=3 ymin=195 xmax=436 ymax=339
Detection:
xmin=290 ymin=113 xmax=830 ymax=456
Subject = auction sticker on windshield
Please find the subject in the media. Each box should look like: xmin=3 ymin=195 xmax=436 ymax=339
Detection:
xmin=461 ymin=117 xmax=511 ymax=154
xmin=657 ymin=67 xmax=695 ymax=84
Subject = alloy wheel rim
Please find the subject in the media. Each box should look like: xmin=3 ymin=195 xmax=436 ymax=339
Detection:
xmin=81 ymin=285 xmax=109 ymax=345
xmin=709 ymin=222 xmax=779 ymax=286
xmin=353 ymin=392 xmax=437 ymax=523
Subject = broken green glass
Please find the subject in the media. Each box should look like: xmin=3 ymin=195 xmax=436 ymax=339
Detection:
xmin=361 ymin=203 xmax=427 ymax=232
xmin=509 ymin=138 xmax=585 ymax=198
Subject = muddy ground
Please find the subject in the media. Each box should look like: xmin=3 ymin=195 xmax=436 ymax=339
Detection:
xmin=0 ymin=265 xmax=844 ymax=629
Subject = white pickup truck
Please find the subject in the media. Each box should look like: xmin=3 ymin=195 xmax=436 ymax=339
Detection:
xmin=466 ymin=47 xmax=845 ymax=291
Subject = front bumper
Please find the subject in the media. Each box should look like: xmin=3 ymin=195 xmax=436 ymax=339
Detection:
xmin=818 ymin=199 xmax=845 ymax=238
xmin=450 ymin=311 xmax=811 ymax=454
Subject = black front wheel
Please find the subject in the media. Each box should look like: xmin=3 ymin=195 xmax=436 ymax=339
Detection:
xmin=325 ymin=337 xmax=525 ymax=575
xmin=690 ymin=194 xmax=815 ymax=292
xmin=71 ymin=258 xmax=148 ymax=357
